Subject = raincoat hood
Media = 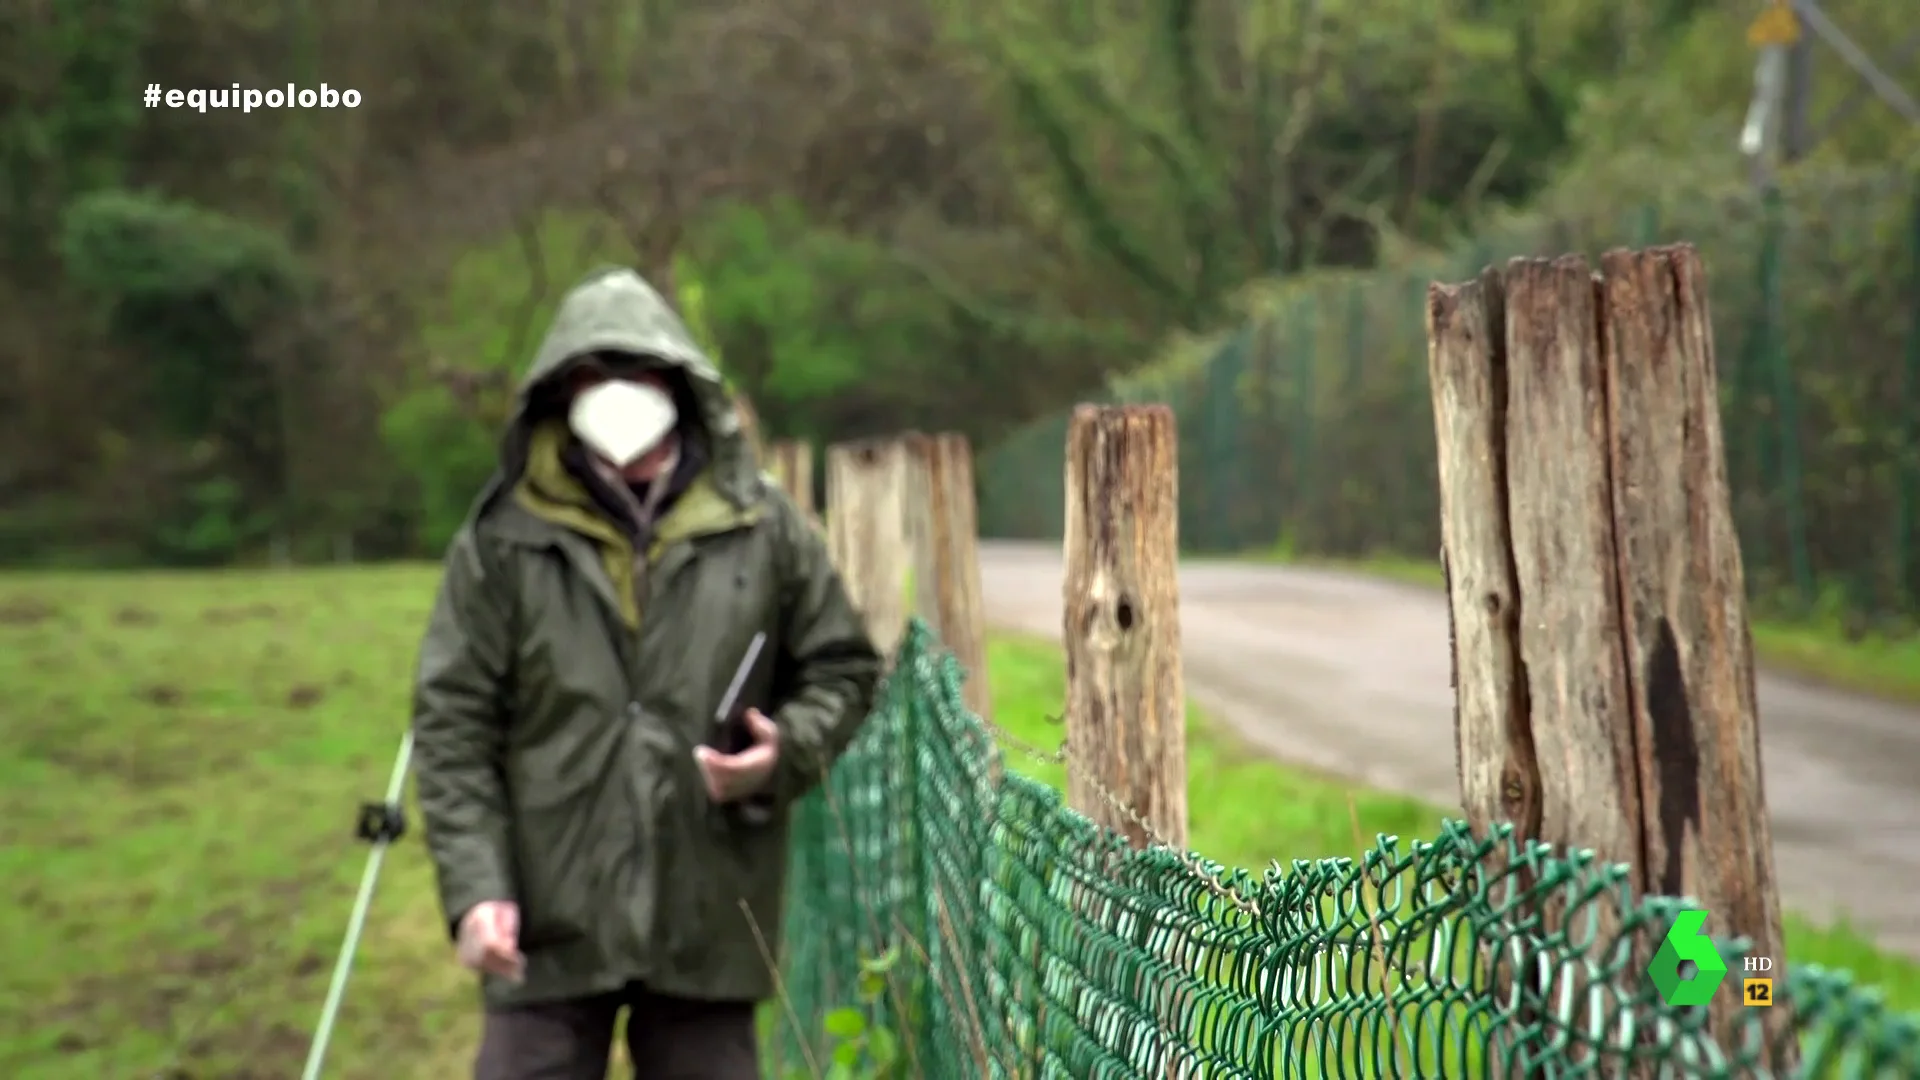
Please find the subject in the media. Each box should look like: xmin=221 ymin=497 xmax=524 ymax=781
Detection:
xmin=489 ymin=266 xmax=760 ymax=511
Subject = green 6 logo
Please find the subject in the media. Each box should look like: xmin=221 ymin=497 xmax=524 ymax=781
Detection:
xmin=1648 ymin=909 xmax=1728 ymax=1006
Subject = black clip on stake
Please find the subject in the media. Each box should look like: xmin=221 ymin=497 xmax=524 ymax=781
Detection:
xmin=355 ymin=800 xmax=407 ymax=844
xmin=301 ymin=730 xmax=414 ymax=1080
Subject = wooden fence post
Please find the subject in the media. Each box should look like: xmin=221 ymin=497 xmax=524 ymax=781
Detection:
xmin=1428 ymin=246 xmax=1790 ymax=1067
xmin=818 ymin=436 xmax=920 ymax=1052
xmin=903 ymin=432 xmax=993 ymax=722
xmin=768 ymin=439 xmax=815 ymax=517
xmin=732 ymin=393 xmax=764 ymax=461
xmin=826 ymin=437 xmax=912 ymax=658
xmin=1061 ymin=405 xmax=1187 ymax=851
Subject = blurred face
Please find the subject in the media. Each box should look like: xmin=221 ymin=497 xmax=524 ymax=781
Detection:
xmin=568 ymin=366 xmax=679 ymax=483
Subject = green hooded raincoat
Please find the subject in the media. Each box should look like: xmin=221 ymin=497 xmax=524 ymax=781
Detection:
xmin=411 ymin=267 xmax=881 ymax=1008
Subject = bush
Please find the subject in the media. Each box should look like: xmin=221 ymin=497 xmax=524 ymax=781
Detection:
xmin=56 ymin=189 xmax=317 ymax=564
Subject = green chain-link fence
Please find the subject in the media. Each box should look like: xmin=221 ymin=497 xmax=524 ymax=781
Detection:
xmin=979 ymin=167 xmax=1920 ymax=622
xmin=772 ymin=623 xmax=1919 ymax=1078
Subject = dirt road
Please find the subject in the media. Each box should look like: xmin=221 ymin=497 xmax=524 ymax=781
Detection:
xmin=979 ymin=540 xmax=1920 ymax=959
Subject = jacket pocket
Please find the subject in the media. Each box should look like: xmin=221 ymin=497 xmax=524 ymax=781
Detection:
xmin=651 ymin=793 xmax=787 ymax=981
xmin=506 ymin=748 xmax=611 ymax=950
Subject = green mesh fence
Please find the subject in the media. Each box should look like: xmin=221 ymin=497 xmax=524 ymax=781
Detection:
xmin=773 ymin=623 xmax=1920 ymax=1079
xmin=979 ymin=169 xmax=1920 ymax=621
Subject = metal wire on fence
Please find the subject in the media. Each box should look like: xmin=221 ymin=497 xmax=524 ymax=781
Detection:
xmin=772 ymin=622 xmax=1920 ymax=1079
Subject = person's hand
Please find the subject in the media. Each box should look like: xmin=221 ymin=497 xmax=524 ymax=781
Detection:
xmin=694 ymin=708 xmax=780 ymax=803
xmin=456 ymin=900 xmax=525 ymax=983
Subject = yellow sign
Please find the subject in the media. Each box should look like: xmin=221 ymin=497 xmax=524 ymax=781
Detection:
xmin=1744 ymin=978 xmax=1774 ymax=1006
xmin=1748 ymin=4 xmax=1801 ymax=48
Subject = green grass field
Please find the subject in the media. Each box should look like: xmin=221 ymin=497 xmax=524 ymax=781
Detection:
xmin=2 ymin=566 xmax=1916 ymax=1079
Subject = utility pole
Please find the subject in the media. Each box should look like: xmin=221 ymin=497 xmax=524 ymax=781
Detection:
xmin=1782 ymin=25 xmax=1815 ymax=162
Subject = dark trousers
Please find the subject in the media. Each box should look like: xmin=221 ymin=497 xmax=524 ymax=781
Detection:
xmin=474 ymin=983 xmax=759 ymax=1080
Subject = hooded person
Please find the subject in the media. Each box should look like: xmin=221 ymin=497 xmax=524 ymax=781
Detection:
xmin=410 ymin=266 xmax=882 ymax=1080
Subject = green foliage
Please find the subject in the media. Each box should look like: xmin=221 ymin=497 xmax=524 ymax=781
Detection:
xmin=683 ymin=200 xmax=885 ymax=404
xmin=941 ymin=0 xmax=1591 ymax=326
xmin=378 ymin=386 xmax=498 ymax=554
xmin=55 ymin=188 xmax=314 ymax=562
xmin=18 ymin=0 xmax=1919 ymax=569
xmin=786 ymin=947 xmax=904 ymax=1080
xmin=1548 ymin=2 xmax=1920 ymax=181
xmin=379 ymin=212 xmax=625 ymax=551
xmin=682 ymin=198 xmax=1025 ymax=441
xmin=983 ymin=160 xmax=1920 ymax=622
xmin=672 ymin=250 xmax=724 ymax=367
xmin=59 ymin=189 xmax=311 ymax=436
xmin=151 ymin=477 xmax=276 ymax=567
xmin=416 ymin=212 xmax=628 ymax=372
xmin=947 ymin=0 xmax=1918 ymax=334
xmin=381 ymin=198 xmax=1038 ymax=545
xmin=0 ymin=0 xmax=152 ymax=260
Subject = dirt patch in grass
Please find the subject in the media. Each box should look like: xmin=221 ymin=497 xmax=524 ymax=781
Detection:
xmin=201 ymin=602 xmax=281 ymax=625
xmin=113 ymin=605 xmax=159 ymax=627
xmin=139 ymin=683 xmax=184 ymax=707
xmin=0 ymin=596 xmax=57 ymax=626
xmin=287 ymin=684 xmax=327 ymax=709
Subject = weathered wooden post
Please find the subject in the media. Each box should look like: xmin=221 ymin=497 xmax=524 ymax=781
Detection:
xmin=733 ymin=393 xmax=765 ymax=461
xmin=902 ymin=432 xmax=994 ymax=722
xmin=1061 ymin=404 xmax=1187 ymax=851
xmin=819 ymin=434 xmax=917 ymax=1031
xmin=767 ymin=439 xmax=815 ymax=517
xmin=825 ymin=437 xmax=912 ymax=658
xmin=1428 ymin=246 xmax=1790 ymax=1068
xmin=1052 ymin=405 xmax=1195 ymax=1080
